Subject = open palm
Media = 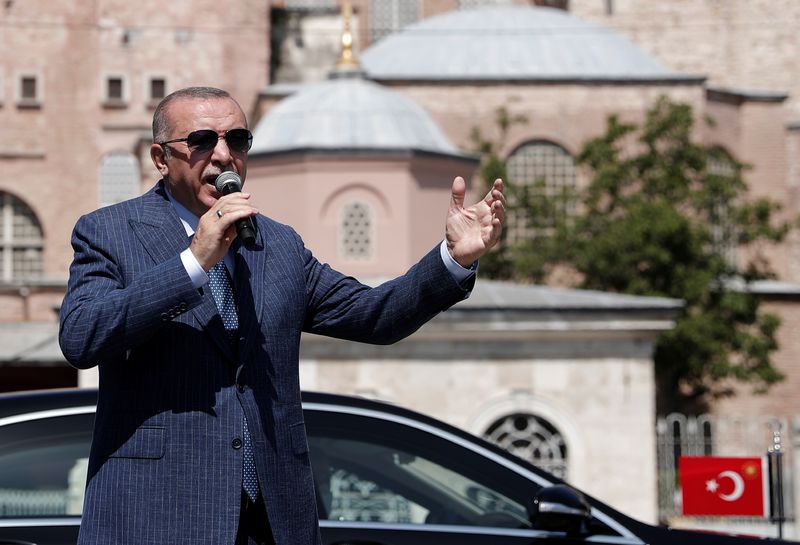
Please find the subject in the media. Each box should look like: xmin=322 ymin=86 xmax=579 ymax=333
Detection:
xmin=445 ymin=177 xmax=505 ymax=268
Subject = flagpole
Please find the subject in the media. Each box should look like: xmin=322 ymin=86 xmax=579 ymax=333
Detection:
xmin=768 ymin=430 xmax=785 ymax=539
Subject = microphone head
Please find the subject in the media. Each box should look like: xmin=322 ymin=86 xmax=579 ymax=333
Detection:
xmin=214 ymin=171 xmax=242 ymax=193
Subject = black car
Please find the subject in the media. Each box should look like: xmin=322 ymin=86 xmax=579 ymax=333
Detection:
xmin=0 ymin=389 xmax=791 ymax=545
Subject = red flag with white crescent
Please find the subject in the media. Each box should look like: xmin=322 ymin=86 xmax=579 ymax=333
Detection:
xmin=679 ymin=456 xmax=767 ymax=516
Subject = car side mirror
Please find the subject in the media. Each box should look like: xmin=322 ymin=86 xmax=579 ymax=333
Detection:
xmin=531 ymin=484 xmax=591 ymax=535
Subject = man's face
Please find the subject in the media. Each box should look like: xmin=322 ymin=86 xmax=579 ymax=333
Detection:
xmin=150 ymin=96 xmax=249 ymax=217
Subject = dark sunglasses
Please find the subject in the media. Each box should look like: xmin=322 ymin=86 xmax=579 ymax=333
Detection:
xmin=158 ymin=128 xmax=253 ymax=154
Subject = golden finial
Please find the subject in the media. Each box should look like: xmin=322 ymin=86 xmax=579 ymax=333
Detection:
xmin=336 ymin=0 xmax=359 ymax=69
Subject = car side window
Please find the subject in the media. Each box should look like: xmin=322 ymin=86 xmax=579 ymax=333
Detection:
xmin=310 ymin=435 xmax=532 ymax=528
xmin=306 ymin=412 xmax=535 ymax=529
xmin=0 ymin=414 xmax=93 ymax=518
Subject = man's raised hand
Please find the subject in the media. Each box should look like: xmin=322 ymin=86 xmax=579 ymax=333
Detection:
xmin=445 ymin=177 xmax=505 ymax=268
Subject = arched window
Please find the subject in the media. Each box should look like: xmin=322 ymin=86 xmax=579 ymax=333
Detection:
xmin=99 ymin=152 xmax=140 ymax=207
xmin=339 ymin=201 xmax=373 ymax=260
xmin=484 ymin=413 xmax=568 ymax=479
xmin=504 ymin=139 xmax=577 ymax=245
xmin=0 ymin=193 xmax=44 ymax=282
xmin=370 ymin=0 xmax=420 ymax=43
xmin=706 ymin=147 xmax=738 ymax=266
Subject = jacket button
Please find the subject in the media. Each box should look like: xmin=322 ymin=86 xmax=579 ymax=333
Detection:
xmin=160 ymin=313 xmax=169 ymax=321
xmin=179 ymin=302 xmax=188 ymax=311
xmin=231 ymin=438 xmax=243 ymax=449
xmin=238 ymin=384 xmax=246 ymax=393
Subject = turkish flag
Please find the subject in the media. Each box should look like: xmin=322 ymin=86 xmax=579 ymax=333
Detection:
xmin=679 ymin=456 xmax=767 ymax=516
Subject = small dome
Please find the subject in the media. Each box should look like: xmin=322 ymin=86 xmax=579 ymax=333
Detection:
xmin=361 ymin=6 xmax=683 ymax=81
xmin=251 ymin=77 xmax=462 ymax=156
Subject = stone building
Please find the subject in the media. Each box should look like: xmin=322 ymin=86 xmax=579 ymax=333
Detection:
xmin=0 ymin=0 xmax=268 ymax=322
xmin=1 ymin=0 xmax=799 ymax=530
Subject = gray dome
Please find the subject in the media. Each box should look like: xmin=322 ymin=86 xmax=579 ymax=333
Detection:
xmin=251 ymin=77 xmax=463 ymax=156
xmin=361 ymin=6 xmax=682 ymax=81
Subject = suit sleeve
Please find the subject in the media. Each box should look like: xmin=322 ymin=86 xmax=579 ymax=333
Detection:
xmin=302 ymin=238 xmax=473 ymax=345
xmin=59 ymin=213 xmax=203 ymax=369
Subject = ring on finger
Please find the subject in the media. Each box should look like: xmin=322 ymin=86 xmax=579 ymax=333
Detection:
xmin=216 ymin=209 xmax=224 ymax=218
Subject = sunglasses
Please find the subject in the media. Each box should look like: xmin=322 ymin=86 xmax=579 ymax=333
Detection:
xmin=158 ymin=128 xmax=253 ymax=154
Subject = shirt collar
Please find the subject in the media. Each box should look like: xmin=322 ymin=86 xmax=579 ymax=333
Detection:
xmin=164 ymin=183 xmax=198 ymax=237
xmin=164 ymin=181 xmax=235 ymax=270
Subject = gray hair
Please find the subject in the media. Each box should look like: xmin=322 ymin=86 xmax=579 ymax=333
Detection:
xmin=152 ymin=87 xmax=242 ymax=144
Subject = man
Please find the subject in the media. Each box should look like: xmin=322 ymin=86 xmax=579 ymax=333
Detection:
xmin=59 ymin=87 xmax=505 ymax=545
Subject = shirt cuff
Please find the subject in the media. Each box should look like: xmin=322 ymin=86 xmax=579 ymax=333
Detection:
xmin=181 ymin=248 xmax=209 ymax=289
xmin=439 ymin=240 xmax=477 ymax=284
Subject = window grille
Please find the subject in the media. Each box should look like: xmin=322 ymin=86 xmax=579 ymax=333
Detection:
xmin=149 ymin=78 xmax=166 ymax=102
xmin=99 ymin=152 xmax=140 ymax=207
xmin=707 ymin=148 xmax=738 ymax=266
xmin=484 ymin=413 xmax=568 ymax=479
xmin=339 ymin=201 xmax=373 ymax=260
xmin=505 ymin=140 xmax=577 ymax=245
xmin=0 ymin=193 xmax=43 ymax=282
xmin=370 ymin=0 xmax=420 ymax=42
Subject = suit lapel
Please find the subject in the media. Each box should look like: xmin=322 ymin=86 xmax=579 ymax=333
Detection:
xmin=129 ymin=182 xmax=235 ymax=361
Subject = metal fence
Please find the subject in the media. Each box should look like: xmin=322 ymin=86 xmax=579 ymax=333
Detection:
xmin=656 ymin=413 xmax=794 ymax=523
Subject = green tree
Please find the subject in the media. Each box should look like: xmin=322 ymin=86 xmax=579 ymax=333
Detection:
xmin=470 ymin=105 xmax=527 ymax=278
xmin=479 ymin=96 xmax=790 ymax=413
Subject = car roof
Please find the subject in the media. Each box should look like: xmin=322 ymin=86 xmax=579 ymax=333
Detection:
xmin=0 ymin=387 xmax=558 ymax=479
xmin=0 ymin=387 xmax=646 ymax=535
xmin=0 ymin=389 xmax=788 ymax=543
xmin=0 ymin=387 xmax=99 ymax=418
xmin=0 ymin=387 xmax=566 ymax=487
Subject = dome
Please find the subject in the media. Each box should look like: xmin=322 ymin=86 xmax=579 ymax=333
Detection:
xmin=250 ymin=76 xmax=464 ymax=156
xmin=361 ymin=6 xmax=685 ymax=81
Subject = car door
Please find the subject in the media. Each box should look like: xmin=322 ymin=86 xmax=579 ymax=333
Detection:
xmin=0 ymin=408 xmax=92 ymax=545
xmin=304 ymin=401 xmax=643 ymax=545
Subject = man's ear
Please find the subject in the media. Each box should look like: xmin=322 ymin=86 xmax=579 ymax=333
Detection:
xmin=150 ymin=143 xmax=169 ymax=177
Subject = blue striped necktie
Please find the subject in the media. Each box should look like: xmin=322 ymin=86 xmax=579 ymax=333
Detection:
xmin=208 ymin=261 xmax=260 ymax=501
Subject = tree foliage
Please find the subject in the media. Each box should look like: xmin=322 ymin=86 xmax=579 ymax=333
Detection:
xmin=475 ymin=97 xmax=791 ymax=413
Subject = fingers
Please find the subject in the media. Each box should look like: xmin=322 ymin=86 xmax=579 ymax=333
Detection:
xmin=484 ymin=178 xmax=505 ymax=203
xmin=484 ymin=178 xmax=505 ymax=226
xmin=450 ymin=176 xmax=466 ymax=210
xmin=492 ymin=198 xmax=505 ymax=225
xmin=191 ymin=193 xmax=258 ymax=270
xmin=211 ymin=194 xmax=258 ymax=231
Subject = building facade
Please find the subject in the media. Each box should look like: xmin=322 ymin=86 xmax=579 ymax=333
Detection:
xmin=2 ymin=0 xmax=800 ymax=531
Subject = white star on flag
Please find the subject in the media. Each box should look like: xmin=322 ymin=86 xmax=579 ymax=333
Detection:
xmin=705 ymin=479 xmax=719 ymax=493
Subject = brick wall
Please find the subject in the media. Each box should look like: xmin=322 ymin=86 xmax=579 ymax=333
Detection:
xmin=571 ymin=0 xmax=800 ymax=121
xmin=0 ymin=0 xmax=269 ymax=319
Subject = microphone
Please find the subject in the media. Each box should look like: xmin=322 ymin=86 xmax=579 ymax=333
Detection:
xmin=214 ymin=171 xmax=257 ymax=248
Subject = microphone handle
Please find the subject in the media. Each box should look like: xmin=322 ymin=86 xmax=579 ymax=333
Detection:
xmin=220 ymin=183 xmax=257 ymax=247
xmin=235 ymin=217 xmax=257 ymax=247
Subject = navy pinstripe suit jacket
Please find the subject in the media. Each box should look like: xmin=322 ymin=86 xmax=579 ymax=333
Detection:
xmin=59 ymin=181 xmax=472 ymax=545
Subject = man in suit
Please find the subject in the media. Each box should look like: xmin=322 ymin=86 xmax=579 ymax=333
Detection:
xmin=59 ymin=86 xmax=505 ymax=545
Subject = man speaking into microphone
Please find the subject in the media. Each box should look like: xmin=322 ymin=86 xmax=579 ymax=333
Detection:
xmin=215 ymin=170 xmax=257 ymax=247
xmin=59 ymin=86 xmax=505 ymax=545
